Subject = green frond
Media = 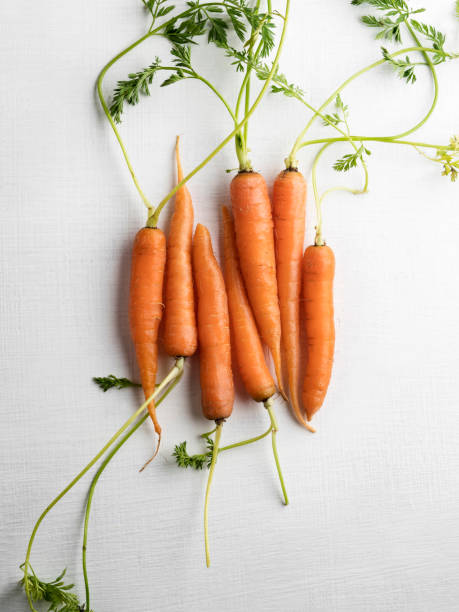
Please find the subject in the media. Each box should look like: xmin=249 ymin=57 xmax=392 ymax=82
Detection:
xmin=93 ymin=375 xmax=141 ymax=392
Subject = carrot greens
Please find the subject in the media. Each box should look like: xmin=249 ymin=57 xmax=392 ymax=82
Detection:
xmin=98 ymin=0 xmax=291 ymax=226
xmin=251 ymin=0 xmax=459 ymax=244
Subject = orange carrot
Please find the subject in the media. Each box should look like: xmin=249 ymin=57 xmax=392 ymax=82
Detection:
xmin=162 ymin=136 xmax=197 ymax=358
xmin=273 ymin=169 xmax=314 ymax=432
xmin=222 ymin=206 xmax=276 ymax=402
xmin=129 ymin=227 xmax=166 ymax=439
xmin=230 ymin=171 xmax=285 ymax=399
xmin=193 ymin=222 xmax=234 ymax=568
xmin=302 ymin=244 xmax=335 ymax=420
xmin=192 ymin=223 xmax=234 ymax=421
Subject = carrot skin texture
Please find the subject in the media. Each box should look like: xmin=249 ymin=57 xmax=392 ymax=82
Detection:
xmin=230 ymin=171 xmax=285 ymax=397
xmin=222 ymin=206 xmax=276 ymax=403
xmin=193 ymin=224 xmax=234 ymax=421
xmin=273 ymin=169 xmax=307 ymax=424
xmin=162 ymin=139 xmax=197 ymax=358
xmin=302 ymin=245 xmax=335 ymax=420
xmin=129 ymin=227 xmax=166 ymax=433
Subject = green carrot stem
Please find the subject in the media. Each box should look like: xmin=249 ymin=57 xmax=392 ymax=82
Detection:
xmin=97 ymin=3 xmax=239 ymax=220
xmin=82 ymin=366 xmax=183 ymax=611
xmin=22 ymin=358 xmax=184 ymax=612
xmin=149 ymin=0 xmax=292 ymax=226
xmin=219 ymin=424 xmax=272 ymax=453
xmin=287 ymin=45 xmax=442 ymax=168
xmin=299 ymin=136 xmax=457 ymax=150
xmin=97 ymin=31 xmax=154 ymax=215
xmin=204 ymin=421 xmax=223 ymax=568
xmin=234 ymin=0 xmax=263 ymax=169
xmin=264 ymin=398 xmax=289 ymax=506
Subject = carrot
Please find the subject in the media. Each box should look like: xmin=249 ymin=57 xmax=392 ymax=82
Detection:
xmin=273 ymin=169 xmax=314 ymax=433
xmin=222 ymin=206 xmax=289 ymax=504
xmin=192 ymin=223 xmax=234 ymax=421
xmin=129 ymin=227 xmax=166 ymax=446
xmin=192 ymin=222 xmax=233 ymax=567
xmin=230 ymin=171 xmax=285 ymax=399
xmin=302 ymin=244 xmax=335 ymax=420
xmin=162 ymin=136 xmax=197 ymax=358
xmin=222 ymin=206 xmax=276 ymax=402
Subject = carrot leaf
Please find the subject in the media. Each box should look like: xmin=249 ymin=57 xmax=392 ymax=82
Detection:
xmin=109 ymin=58 xmax=162 ymax=123
xmin=424 ymin=137 xmax=459 ymax=182
xmin=381 ymin=47 xmax=417 ymax=83
xmin=93 ymin=375 xmax=141 ymax=392
xmin=20 ymin=565 xmax=91 ymax=612
xmin=173 ymin=440 xmax=214 ymax=470
xmin=334 ymin=145 xmax=371 ymax=172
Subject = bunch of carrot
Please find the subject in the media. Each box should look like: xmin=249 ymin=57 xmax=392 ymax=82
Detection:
xmin=20 ymin=1 xmax=459 ymax=609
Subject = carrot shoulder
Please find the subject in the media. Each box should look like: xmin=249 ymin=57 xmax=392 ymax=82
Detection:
xmin=222 ymin=206 xmax=276 ymax=403
xmin=192 ymin=223 xmax=234 ymax=421
xmin=162 ymin=137 xmax=197 ymax=358
xmin=129 ymin=227 xmax=166 ymax=434
xmin=302 ymin=244 xmax=335 ymax=420
xmin=230 ymin=171 xmax=285 ymax=398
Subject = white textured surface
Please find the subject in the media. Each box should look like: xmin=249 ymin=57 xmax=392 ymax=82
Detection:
xmin=2 ymin=1 xmax=459 ymax=611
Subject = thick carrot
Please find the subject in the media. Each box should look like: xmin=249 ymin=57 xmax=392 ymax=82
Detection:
xmin=222 ymin=206 xmax=276 ymax=402
xmin=192 ymin=223 xmax=234 ymax=421
xmin=302 ymin=244 xmax=335 ymax=420
xmin=273 ymin=169 xmax=314 ymax=433
xmin=162 ymin=136 xmax=197 ymax=358
xmin=230 ymin=171 xmax=285 ymax=398
xmin=129 ymin=227 xmax=166 ymax=438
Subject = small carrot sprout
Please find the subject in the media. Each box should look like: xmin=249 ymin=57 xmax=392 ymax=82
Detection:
xmin=93 ymin=375 xmax=141 ymax=392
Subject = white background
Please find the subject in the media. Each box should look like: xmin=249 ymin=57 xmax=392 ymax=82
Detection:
xmin=2 ymin=1 xmax=459 ymax=611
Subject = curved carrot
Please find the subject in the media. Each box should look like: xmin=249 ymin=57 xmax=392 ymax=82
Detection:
xmin=302 ymin=244 xmax=335 ymax=420
xmin=192 ymin=223 xmax=234 ymax=421
xmin=273 ymin=169 xmax=314 ymax=433
xmin=230 ymin=171 xmax=285 ymax=399
xmin=222 ymin=206 xmax=276 ymax=402
xmin=222 ymin=206 xmax=289 ymax=504
xmin=162 ymin=136 xmax=197 ymax=358
xmin=129 ymin=227 xmax=166 ymax=440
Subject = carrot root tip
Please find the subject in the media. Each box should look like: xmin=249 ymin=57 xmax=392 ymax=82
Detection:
xmin=139 ymin=432 xmax=162 ymax=472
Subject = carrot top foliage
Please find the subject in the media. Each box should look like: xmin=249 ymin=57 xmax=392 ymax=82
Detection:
xmin=250 ymin=0 xmax=459 ymax=243
xmin=97 ymin=0 xmax=291 ymax=226
xmin=20 ymin=565 xmax=91 ymax=612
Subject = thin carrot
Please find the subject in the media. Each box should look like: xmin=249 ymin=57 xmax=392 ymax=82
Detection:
xmin=302 ymin=244 xmax=335 ymax=420
xmin=230 ymin=171 xmax=286 ymax=399
xmin=192 ymin=223 xmax=233 ymax=567
xmin=273 ymin=169 xmax=314 ymax=433
xmin=162 ymin=136 xmax=197 ymax=358
xmin=222 ymin=205 xmax=275 ymax=403
xmin=129 ymin=227 xmax=166 ymax=451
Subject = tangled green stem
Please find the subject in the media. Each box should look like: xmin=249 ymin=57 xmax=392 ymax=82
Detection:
xmin=287 ymin=45 xmax=442 ymax=168
xmin=149 ymin=0 xmax=291 ymax=226
xmin=82 ymin=363 xmax=183 ymax=611
xmin=22 ymin=358 xmax=184 ymax=612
